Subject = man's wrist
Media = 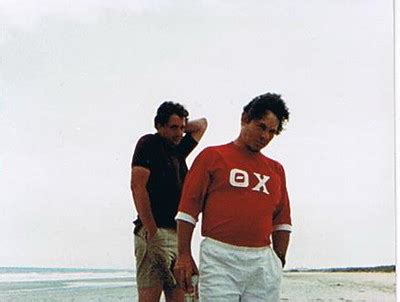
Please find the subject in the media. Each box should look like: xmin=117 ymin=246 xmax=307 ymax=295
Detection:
xmin=274 ymin=251 xmax=286 ymax=267
xmin=178 ymin=250 xmax=192 ymax=257
xmin=142 ymin=224 xmax=158 ymax=239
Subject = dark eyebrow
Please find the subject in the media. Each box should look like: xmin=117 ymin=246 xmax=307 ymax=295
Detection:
xmin=258 ymin=123 xmax=267 ymax=130
xmin=169 ymin=124 xmax=185 ymax=129
xmin=258 ymin=122 xmax=277 ymax=133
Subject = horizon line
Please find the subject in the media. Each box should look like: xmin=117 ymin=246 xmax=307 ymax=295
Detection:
xmin=0 ymin=264 xmax=395 ymax=271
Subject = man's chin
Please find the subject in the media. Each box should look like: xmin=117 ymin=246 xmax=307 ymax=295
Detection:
xmin=246 ymin=145 xmax=260 ymax=153
xmin=250 ymin=143 xmax=267 ymax=152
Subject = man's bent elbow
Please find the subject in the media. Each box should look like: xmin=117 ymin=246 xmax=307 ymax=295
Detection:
xmin=199 ymin=118 xmax=208 ymax=132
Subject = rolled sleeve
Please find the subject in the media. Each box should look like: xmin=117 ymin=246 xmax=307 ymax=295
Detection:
xmin=131 ymin=135 xmax=156 ymax=169
xmin=272 ymin=224 xmax=292 ymax=232
xmin=175 ymin=211 xmax=197 ymax=225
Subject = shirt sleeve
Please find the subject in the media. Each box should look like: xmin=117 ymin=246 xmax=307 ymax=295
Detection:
xmin=176 ymin=133 xmax=198 ymax=159
xmin=131 ymin=135 xmax=155 ymax=169
xmin=175 ymin=148 xmax=213 ymax=225
xmin=272 ymin=164 xmax=292 ymax=232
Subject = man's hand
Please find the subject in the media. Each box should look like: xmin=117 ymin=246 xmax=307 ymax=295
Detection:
xmin=144 ymin=226 xmax=158 ymax=241
xmin=173 ymin=254 xmax=199 ymax=293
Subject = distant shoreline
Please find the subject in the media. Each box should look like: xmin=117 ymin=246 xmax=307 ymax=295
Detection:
xmin=0 ymin=265 xmax=395 ymax=273
xmin=286 ymin=265 xmax=395 ymax=273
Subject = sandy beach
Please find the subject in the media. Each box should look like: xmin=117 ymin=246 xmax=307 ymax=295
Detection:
xmin=280 ymin=272 xmax=396 ymax=301
xmin=0 ymin=269 xmax=395 ymax=301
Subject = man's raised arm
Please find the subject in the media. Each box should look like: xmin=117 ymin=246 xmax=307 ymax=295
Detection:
xmin=185 ymin=118 xmax=208 ymax=142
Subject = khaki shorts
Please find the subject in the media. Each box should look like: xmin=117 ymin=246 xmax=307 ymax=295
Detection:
xmin=134 ymin=227 xmax=178 ymax=289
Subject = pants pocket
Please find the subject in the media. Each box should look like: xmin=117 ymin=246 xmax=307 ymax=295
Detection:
xmin=271 ymin=250 xmax=283 ymax=270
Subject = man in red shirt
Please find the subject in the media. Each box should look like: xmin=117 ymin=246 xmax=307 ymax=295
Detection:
xmin=174 ymin=93 xmax=291 ymax=301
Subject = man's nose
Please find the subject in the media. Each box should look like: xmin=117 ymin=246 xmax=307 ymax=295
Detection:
xmin=177 ymin=128 xmax=184 ymax=136
xmin=261 ymin=131 xmax=270 ymax=141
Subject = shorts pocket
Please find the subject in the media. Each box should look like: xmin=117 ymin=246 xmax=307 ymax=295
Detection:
xmin=134 ymin=232 xmax=147 ymax=269
xmin=272 ymin=250 xmax=283 ymax=270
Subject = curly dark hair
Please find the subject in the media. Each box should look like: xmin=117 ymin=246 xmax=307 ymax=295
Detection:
xmin=154 ymin=101 xmax=189 ymax=128
xmin=243 ymin=93 xmax=289 ymax=134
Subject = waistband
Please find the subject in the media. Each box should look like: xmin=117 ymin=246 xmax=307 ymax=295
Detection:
xmin=203 ymin=237 xmax=271 ymax=251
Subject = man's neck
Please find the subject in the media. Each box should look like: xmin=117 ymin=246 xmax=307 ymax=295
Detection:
xmin=233 ymin=138 xmax=259 ymax=155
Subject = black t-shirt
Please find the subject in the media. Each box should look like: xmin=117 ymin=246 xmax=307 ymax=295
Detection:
xmin=131 ymin=133 xmax=198 ymax=229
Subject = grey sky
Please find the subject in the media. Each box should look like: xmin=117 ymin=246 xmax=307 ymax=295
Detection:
xmin=0 ymin=0 xmax=395 ymax=269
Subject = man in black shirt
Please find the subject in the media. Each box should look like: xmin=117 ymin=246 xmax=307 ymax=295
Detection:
xmin=131 ymin=101 xmax=207 ymax=302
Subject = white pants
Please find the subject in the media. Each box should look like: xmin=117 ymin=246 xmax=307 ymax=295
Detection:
xmin=199 ymin=237 xmax=282 ymax=302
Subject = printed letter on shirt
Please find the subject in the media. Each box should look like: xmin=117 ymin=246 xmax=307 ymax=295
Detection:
xmin=251 ymin=172 xmax=270 ymax=194
xmin=229 ymin=168 xmax=249 ymax=188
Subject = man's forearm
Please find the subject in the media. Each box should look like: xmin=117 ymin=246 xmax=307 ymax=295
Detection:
xmin=131 ymin=186 xmax=157 ymax=233
xmin=177 ymin=220 xmax=196 ymax=256
xmin=185 ymin=118 xmax=207 ymax=133
xmin=272 ymin=231 xmax=290 ymax=266
xmin=131 ymin=167 xmax=157 ymax=235
xmin=185 ymin=118 xmax=207 ymax=142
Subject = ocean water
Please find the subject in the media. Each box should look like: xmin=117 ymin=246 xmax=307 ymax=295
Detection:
xmin=0 ymin=267 xmax=137 ymax=302
xmin=0 ymin=268 xmax=395 ymax=301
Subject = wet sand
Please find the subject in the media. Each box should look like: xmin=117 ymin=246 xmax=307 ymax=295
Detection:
xmin=0 ymin=272 xmax=395 ymax=301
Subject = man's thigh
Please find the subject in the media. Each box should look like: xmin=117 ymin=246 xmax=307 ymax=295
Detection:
xmin=163 ymin=286 xmax=185 ymax=302
xmin=241 ymin=249 xmax=282 ymax=302
xmin=198 ymin=239 xmax=242 ymax=302
xmin=138 ymin=287 xmax=163 ymax=302
xmin=134 ymin=227 xmax=178 ymax=290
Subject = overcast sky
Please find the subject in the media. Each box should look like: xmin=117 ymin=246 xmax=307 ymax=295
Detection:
xmin=0 ymin=0 xmax=395 ymax=270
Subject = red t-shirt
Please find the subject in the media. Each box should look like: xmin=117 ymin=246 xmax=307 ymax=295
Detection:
xmin=177 ymin=142 xmax=292 ymax=247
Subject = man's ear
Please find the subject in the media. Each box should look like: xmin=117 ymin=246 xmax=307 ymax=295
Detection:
xmin=241 ymin=112 xmax=250 ymax=125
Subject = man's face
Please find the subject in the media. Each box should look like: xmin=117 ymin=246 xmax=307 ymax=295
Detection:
xmin=240 ymin=111 xmax=279 ymax=152
xmin=157 ymin=114 xmax=186 ymax=145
